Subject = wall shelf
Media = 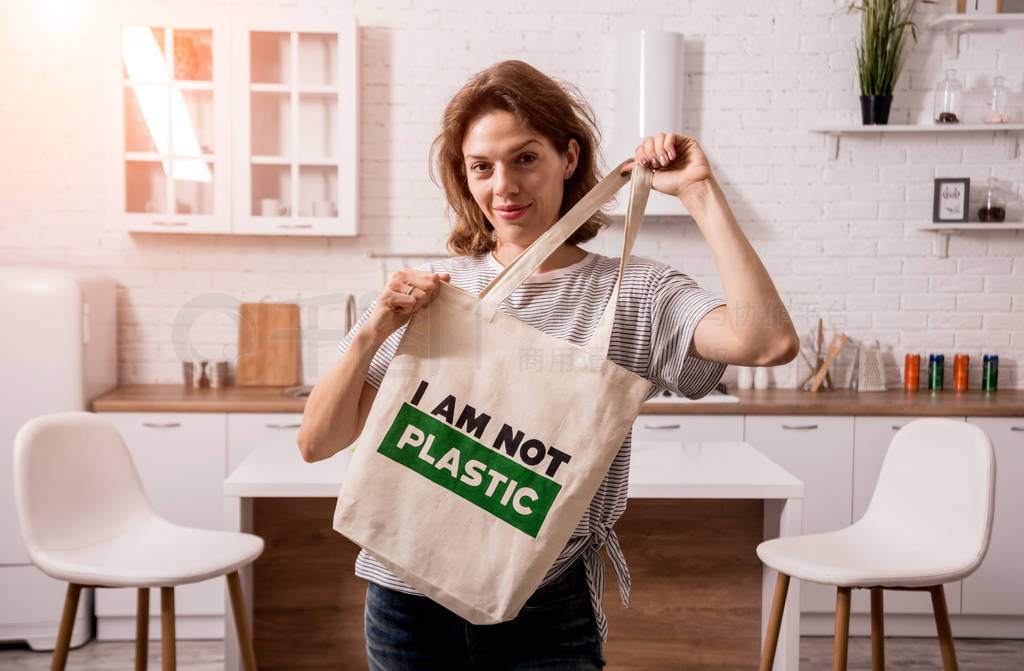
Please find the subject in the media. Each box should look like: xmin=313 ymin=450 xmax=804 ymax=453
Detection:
xmin=811 ymin=124 xmax=1024 ymax=133
xmin=809 ymin=125 xmax=1024 ymax=160
xmin=918 ymin=222 xmax=1024 ymax=231
xmin=916 ymin=222 xmax=1024 ymax=258
xmin=926 ymin=13 xmax=1024 ymax=30
xmin=925 ymin=13 xmax=1024 ymax=57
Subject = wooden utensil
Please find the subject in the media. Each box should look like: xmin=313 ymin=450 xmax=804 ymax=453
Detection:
xmin=237 ymin=302 xmax=301 ymax=386
xmin=816 ymin=318 xmax=833 ymax=390
xmin=810 ymin=333 xmax=847 ymax=393
xmin=816 ymin=319 xmax=823 ymax=364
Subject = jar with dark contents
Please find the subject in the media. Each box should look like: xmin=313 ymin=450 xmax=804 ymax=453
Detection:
xmin=933 ymin=69 xmax=962 ymax=124
xmin=978 ymin=177 xmax=1006 ymax=223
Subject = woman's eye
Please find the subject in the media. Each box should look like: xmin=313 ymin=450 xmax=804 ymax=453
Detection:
xmin=518 ymin=153 xmax=537 ymax=165
xmin=470 ymin=163 xmax=490 ymax=173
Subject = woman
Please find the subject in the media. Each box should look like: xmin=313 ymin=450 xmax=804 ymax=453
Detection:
xmin=299 ymin=60 xmax=798 ymax=669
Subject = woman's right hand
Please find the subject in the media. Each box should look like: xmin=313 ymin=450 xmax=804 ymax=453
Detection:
xmin=365 ymin=269 xmax=451 ymax=341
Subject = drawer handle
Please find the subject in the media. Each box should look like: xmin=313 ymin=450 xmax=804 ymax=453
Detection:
xmin=266 ymin=423 xmax=302 ymax=429
xmin=782 ymin=424 xmax=818 ymax=430
xmin=142 ymin=422 xmax=181 ymax=428
xmin=642 ymin=424 xmax=681 ymax=430
xmin=152 ymin=221 xmax=188 ymax=227
xmin=891 ymin=425 xmax=903 ymax=431
xmin=1011 ymin=426 xmax=1024 ymax=432
xmin=278 ymin=223 xmax=313 ymax=229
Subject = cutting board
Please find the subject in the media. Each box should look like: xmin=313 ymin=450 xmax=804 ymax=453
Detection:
xmin=237 ymin=302 xmax=300 ymax=386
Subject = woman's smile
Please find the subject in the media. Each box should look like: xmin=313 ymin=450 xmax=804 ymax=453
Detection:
xmin=494 ymin=203 xmax=531 ymax=220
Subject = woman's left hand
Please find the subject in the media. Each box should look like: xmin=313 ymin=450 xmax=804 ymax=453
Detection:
xmin=621 ymin=132 xmax=713 ymax=199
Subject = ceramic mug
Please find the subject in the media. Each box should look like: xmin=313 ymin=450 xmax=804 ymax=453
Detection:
xmin=312 ymin=199 xmax=336 ymax=217
xmin=260 ymin=198 xmax=289 ymax=216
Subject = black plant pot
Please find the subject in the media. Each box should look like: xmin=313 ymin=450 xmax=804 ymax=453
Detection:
xmin=860 ymin=95 xmax=893 ymax=125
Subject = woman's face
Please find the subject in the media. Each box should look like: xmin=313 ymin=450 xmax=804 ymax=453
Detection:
xmin=461 ymin=110 xmax=579 ymax=249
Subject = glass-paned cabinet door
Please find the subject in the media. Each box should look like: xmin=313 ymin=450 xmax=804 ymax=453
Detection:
xmin=111 ymin=13 xmax=231 ymax=233
xmin=234 ymin=15 xmax=358 ymax=236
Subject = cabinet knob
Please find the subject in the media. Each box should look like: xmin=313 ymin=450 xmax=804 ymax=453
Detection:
xmin=141 ymin=422 xmax=181 ymax=428
xmin=781 ymin=424 xmax=818 ymax=430
xmin=1011 ymin=426 xmax=1024 ymax=432
xmin=891 ymin=425 xmax=903 ymax=431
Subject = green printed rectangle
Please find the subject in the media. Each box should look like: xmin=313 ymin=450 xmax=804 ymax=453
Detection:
xmin=377 ymin=403 xmax=560 ymax=538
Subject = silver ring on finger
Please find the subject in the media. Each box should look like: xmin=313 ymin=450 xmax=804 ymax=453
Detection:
xmin=405 ymin=285 xmax=416 ymax=295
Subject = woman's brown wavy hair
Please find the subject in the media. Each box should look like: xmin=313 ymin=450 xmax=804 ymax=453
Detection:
xmin=430 ymin=60 xmax=608 ymax=257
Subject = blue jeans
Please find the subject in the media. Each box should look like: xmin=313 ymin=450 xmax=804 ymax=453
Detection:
xmin=364 ymin=560 xmax=605 ymax=670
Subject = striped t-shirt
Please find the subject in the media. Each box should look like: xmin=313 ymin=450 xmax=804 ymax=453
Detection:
xmin=335 ymin=250 xmax=726 ymax=640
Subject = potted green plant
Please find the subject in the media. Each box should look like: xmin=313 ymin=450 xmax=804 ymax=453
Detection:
xmin=848 ymin=0 xmax=933 ymax=124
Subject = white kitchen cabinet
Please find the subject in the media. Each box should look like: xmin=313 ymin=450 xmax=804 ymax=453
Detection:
xmin=850 ymin=416 xmax=964 ymax=616
xmin=227 ymin=413 xmax=304 ymax=472
xmin=109 ymin=7 xmax=358 ymax=236
xmin=745 ymin=415 xmax=854 ymax=613
xmin=109 ymin=8 xmax=233 ymax=233
xmin=231 ymin=13 xmax=359 ymax=236
xmin=631 ymin=414 xmax=743 ymax=444
xmin=94 ymin=412 xmax=227 ymax=640
xmin=961 ymin=417 xmax=1024 ymax=616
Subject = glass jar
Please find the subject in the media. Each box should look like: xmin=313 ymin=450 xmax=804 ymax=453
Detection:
xmin=984 ymin=76 xmax=1010 ymax=124
xmin=933 ymin=69 xmax=963 ymax=124
xmin=978 ymin=177 xmax=1006 ymax=223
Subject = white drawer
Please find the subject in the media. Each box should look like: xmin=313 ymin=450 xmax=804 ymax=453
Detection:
xmin=746 ymin=415 xmax=854 ymax=614
xmin=95 ymin=412 xmax=227 ymax=622
xmin=227 ymin=412 xmax=304 ymax=473
xmin=851 ymin=415 xmax=966 ymax=615
xmin=632 ymin=414 xmax=743 ymax=443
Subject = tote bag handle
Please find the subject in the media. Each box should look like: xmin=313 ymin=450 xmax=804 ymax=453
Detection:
xmin=478 ymin=161 xmax=653 ymax=359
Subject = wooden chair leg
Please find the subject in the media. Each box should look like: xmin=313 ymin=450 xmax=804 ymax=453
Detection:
xmin=930 ymin=585 xmax=959 ymax=671
xmin=160 ymin=587 xmax=176 ymax=671
xmin=136 ymin=587 xmax=149 ymax=671
xmin=832 ymin=586 xmax=852 ymax=671
xmin=50 ymin=583 xmax=82 ymax=671
xmin=870 ymin=587 xmax=885 ymax=671
xmin=759 ymin=573 xmax=790 ymax=671
xmin=227 ymin=571 xmax=258 ymax=671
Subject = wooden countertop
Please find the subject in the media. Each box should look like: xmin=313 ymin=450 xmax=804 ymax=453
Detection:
xmin=646 ymin=388 xmax=1024 ymax=416
xmin=92 ymin=384 xmax=1024 ymax=416
xmin=92 ymin=384 xmax=308 ymax=413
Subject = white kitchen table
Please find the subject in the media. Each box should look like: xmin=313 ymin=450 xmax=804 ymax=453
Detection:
xmin=224 ymin=440 xmax=803 ymax=671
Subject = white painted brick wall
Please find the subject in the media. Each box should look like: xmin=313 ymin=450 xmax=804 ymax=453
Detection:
xmin=0 ymin=0 xmax=1021 ymax=388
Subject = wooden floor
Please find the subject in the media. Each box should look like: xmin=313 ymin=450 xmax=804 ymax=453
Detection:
xmin=0 ymin=637 xmax=1022 ymax=670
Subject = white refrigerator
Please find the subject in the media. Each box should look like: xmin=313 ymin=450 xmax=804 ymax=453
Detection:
xmin=0 ymin=267 xmax=117 ymax=649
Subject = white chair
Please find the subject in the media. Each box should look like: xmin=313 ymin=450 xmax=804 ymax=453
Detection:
xmin=13 ymin=411 xmax=264 ymax=671
xmin=757 ymin=418 xmax=995 ymax=671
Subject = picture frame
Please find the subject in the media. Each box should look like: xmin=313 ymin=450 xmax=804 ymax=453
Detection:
xmin=933 ymin=178 xmax=971 ymax=223
xmin=957 ymin=0 xmax=1003 ymax=13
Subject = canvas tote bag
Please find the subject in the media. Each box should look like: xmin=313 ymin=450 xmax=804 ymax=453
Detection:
xmin=333 ymin=164 xmax=655 ymax=624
